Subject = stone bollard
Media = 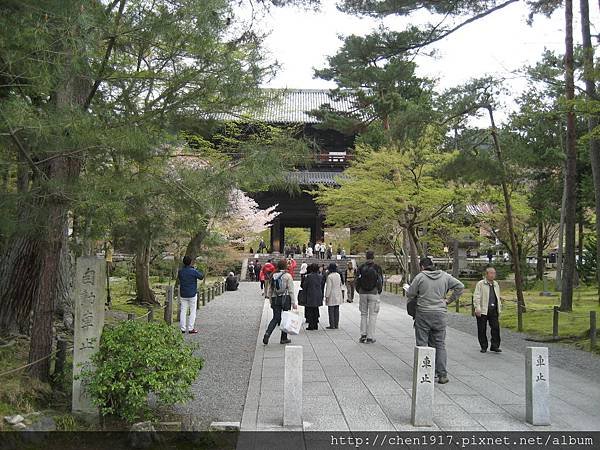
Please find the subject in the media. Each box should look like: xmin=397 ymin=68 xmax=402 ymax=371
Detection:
xmin=165 ymin=286 xmax=174 ymax=323
xmin=411 ymin=346 xmax=435 ymax=426
xmin=127 ymin=313 xmax=135 ymax=321
xmin=526 ymin=347 xmax=550 ymax=425
xmin=283 ymin=345 xmax=303 ymax=427
xmin=201 ymin=289 xmax=206 ymax=306
xmin=147 ymin=308 xmax=154 ymax=323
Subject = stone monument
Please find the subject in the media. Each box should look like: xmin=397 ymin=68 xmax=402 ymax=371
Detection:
xmin=411 ymin=346 xmax=435 ymax=426
xmin=525 ymin=346 xmax=550 ymax=425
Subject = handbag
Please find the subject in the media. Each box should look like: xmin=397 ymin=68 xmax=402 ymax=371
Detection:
xmin=271 ymin=293 xmax=292 ymax=311
xmin=297 ymin=289 xmax=306 ymax=306
xmin=407 ymin=297 xmax=417 ymax=319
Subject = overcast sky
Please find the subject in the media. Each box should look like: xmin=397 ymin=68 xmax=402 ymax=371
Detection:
xmin=257 ymin=1 xmax=598 ymax=117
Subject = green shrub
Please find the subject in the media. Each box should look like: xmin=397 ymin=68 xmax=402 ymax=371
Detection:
xmin=82 ymin=321 xmax=202 ymax=422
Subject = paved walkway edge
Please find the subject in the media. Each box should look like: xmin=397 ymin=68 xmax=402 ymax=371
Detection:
xmin=240 ymin=298 xmax=269 ymax=430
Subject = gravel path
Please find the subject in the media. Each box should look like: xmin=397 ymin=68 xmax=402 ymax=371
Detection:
xmin=172 ymin=281 xmax=264 ymax=430
xmin=379 ymin=291 xmax=600 ymax=382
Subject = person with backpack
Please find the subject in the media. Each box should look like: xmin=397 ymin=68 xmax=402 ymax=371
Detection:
xmin=356 ymin=250 xmax=383 ymax=344
xmin=406 ymin=257 xmax=464 ymax=384
xmin=325 ymin=262 xmax=344 ymax=329
xmin=254 ymin=260 xmax=262 ymax=287
xmin=344 ymin=260 xmax=356 ymax=303
xmin=176 ymin=256 xmax=204 ymax=334
xmin=263 ymin=258 xmax=297 ymax=345
xmin=260 ymin=259 xmax=276 ymax=299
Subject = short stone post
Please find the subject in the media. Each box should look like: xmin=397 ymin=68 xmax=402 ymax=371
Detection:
xmin=394 ymin=283 xmax=399 ymax=295
xmin=552 ymin=306 xmax=559 ymax=340
xmin=127 ymin=313 xmax=135 ymax=321
xmin=54 ymin=338 xmax=68 ymax=377
xmin=526 ymin=347 xmax=550 ymax=425
xmin=164 ymin=286 xmax=174 ymax=324
xmin=201 ymin=289 xmax=206 ymax=306
xmin=411 ymin=346 xmax=435 ymax=426
xmin=147 ymin=307 xmax=154 ymax=322
xmin=283 ymin=345 xmax=303 ymax=427
xmin=590 ymin=311 xmax=597 ymax=350
xmin=455 ymin=297 xmax=460 ymax=312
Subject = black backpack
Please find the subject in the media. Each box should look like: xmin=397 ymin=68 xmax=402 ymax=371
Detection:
xmin=358 ymin=264 xmax=380 ymax=291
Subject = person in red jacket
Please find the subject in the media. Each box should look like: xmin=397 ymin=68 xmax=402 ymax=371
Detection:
xmin=260 ymin=259 xmax=276 ymax=299
xmin=287 ymin=257 xmax=297 ymax=277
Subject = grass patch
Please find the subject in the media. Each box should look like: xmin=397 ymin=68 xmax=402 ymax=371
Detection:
xmin=451 ymin=283 xmax=600 ymax=354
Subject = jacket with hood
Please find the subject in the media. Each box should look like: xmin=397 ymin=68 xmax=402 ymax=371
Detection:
xmin=406 ymin=269 xmax=464 ymax=313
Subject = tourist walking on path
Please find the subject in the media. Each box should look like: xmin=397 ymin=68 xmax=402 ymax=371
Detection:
xmin=473 ymin=267 xmax=502 ymax=353
xmin=356 ymin=251 xmax=383 ymax=343
xmin=260 ymin=259 xmax=276 ymax=299
xmin=325 ymin=262 xmax=343 ymax=329
xmin=225 ymin=272 xmax=239 ymax=291
xmin=315 ymin=242 xmax=321 ymax=259
xmin=301 ymin=263 xmax=323 ymax=330
xmin=306 ymin=244 xmax=313 ymax=258
xmin=248 ymin=262 xmax=255 ymax=281
xmin=258 ymin=238 xmax=266 ymax=253
xmin=326 ymin=243 xmax=333 ymax=260
xmin=406 ymin=257 xmax=464 ymax=384
xmin=177 ymin=255 xmax=204 ymax=334
xmin=263 ymin=259 xmax=297 ymax=345
xmin=299 ymin=261 xmax=308 ymax=282
xmin=254 ymin=260 xmax=262 ymax=286
xmin=344 ymin=261 xmax=356 ymax=303
xmin=320 ymin=242 xmax=326 ymax=260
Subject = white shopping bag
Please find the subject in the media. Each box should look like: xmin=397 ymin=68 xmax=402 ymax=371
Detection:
xmin=280 ymin=311 xmax=303 ymax=335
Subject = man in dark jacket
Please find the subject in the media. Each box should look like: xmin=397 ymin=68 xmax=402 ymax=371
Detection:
xmin=406 ymin=257 xmax=464 ymax=384
xmin=177 ymin=256 xmax=204 ymax=334
xmin=301 ymin=263 xmax=323 ymax=330
xmin=225 ymin=272 xmax=239 ymax=291
xmin=356 ymin=251 xmax=383 ymax=344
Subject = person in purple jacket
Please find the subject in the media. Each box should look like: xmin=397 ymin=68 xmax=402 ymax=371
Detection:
xmin=177 ymin=256 xmax=204 ymax=334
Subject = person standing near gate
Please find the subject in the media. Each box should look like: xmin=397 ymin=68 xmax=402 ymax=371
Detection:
xmin=406 ymin=257 xmax=464 ymax=384
xmin=325 ymin=262 xmax=344 ymax=329
xmin=177 ymin=255 xmax=204 ymax=334
xmin=356 ymin=250 xmax=383 ymax=344
xmin=473 ymin=267 xmax=502 ymax=353
xmin=344 ymin=260 xmax=356 ymax=303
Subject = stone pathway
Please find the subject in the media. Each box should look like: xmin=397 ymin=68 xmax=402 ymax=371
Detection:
xmin=173 ymin=282 xmax=264 ymax=430
xmin=241 ymin=282 xmax=600 ymax=431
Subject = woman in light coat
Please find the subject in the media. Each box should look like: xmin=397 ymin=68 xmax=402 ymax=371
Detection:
xmin=325 ymin=262 xmax=344 ymax=329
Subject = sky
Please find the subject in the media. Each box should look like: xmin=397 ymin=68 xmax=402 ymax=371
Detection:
xmin=256 ymin=1 xmax=599 ymax=118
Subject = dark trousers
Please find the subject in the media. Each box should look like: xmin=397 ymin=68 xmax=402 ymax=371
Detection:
xmin=477 ymin=307 xmax=500 ymax=350
xmin=328 ymin=305 xmax=340 ymax=328
xmin=266 ymin=304 xmax=288 ymax=341
xmin=305 ymin=306 xmax=320 ymax=329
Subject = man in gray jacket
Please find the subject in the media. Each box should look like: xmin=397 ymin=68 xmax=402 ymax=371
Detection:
xmin=406 ymin=257 xmax=464 ymax=384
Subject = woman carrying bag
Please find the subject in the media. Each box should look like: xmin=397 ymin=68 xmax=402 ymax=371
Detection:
xmin=301 ymin=263 xmax=323 ymax=330
xmin=325 ymin=262 xmax=344 ymax=329
xmin=263 ymin=259 xmax=296 ymax=345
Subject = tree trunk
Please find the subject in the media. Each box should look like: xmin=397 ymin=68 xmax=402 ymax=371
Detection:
xmin=536 ymin=221 xmax=545 ymax=281
xmin=134 ymin=240 xmax=158 ymax=305
xmin=486 ymin=105 xmax=527 ymax=311
xmin=406 ymin=226 xmax=420 ymax=278
xmin=556 ymin=167 xmax=567 ymax=290
xmin=0 ymin=235 xmax=41 ymax=334
xmin=184 ymin=225 xmax=209 ymax=264
xmin=561 ymin=0 xmax=577 ymax=312
xmin=579 ymin=0 xmax=600 ymax=297
xmin=578 ymin=220 xmax=584 ymax=262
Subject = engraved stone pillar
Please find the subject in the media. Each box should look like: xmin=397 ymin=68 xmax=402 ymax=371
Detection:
xmin=411 ymin=346 xmax=435 ymax=426
xmin=526 ymin=347 xmax=550 ymax=425
xmin=72 ymin=256 xmax=106 ymax=422
xmin=283 ymin=345 xmax=303 ymax=427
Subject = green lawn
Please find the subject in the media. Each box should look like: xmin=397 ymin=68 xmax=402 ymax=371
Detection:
xmin=384 ymin=280 xmax=600 ymax=354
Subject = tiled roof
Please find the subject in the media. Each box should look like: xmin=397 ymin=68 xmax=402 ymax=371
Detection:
xmin=285 ymin=171 xmax=347 ymax=186
xmin=211 ymin=89 xmax=355 ymax=124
